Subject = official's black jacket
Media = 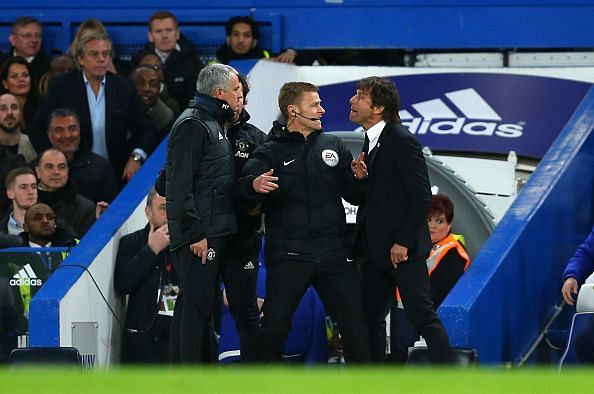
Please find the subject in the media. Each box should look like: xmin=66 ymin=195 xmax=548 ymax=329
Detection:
xmin=236 ymin=122 xmax=364 ymax=262
xmin=157 ymin=94 xmax=237 ymax=251
xmin=228 ymin=109 xmax=267 ymax=234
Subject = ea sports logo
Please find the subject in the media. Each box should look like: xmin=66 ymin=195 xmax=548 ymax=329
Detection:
xmin=322 ymin=149 xmax=339 ymax=167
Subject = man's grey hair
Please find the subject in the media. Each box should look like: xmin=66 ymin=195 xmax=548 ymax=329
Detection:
xmin=74 ymin=32 xmax=112 ymax=60
xmin=146 ymin=187 xmax=159 ymax=207
xmin=196 ymin=63 xmax=238 ymax=96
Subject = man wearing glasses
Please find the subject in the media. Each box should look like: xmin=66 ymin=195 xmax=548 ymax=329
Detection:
xmin=28 ymin=32 xmax=160 ymax=183
xmin=0 ymin=16 xmax=51 ymax=86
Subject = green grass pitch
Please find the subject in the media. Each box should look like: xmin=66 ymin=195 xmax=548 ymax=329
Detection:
xmin=0 ymin=366 xmax=592 ymax=393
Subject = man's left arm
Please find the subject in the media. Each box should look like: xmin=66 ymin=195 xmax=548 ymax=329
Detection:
xmin=392 ymin=134 xmax=432 ymax=250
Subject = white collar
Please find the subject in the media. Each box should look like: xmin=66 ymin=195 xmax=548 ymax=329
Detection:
xmin=29 ymin=240 xmax=52 ymax=248
xmin=365 ymin=120 xmax=386 ymax=152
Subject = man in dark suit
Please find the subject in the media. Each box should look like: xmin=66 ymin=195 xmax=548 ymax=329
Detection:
xmin=349 ymin=76 xmax=452 ymax=364
xmin=28 ymin=32 xmax=159 ymax=182
xmin=0 ymin=16 xmax=51 ymax=86
xmin=114 ymin=188 xmax=178 ymax=363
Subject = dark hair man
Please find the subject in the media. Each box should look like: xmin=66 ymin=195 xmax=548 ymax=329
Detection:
xmin=46 ymin=108 xmax=118 ymax=203
xmin=1 ymin=167 xmax=37 ymax=235
xmin=155 ymin=63 xmax=240 ymax=363
xmin=131 ymin=65 xmax=175 ymax=141
xmin=115 ymin=188 xmax=178 ymax=363
xmin=0 ymin=93 xmax=36 ymax=162
xmin=132 ymin=11 xmax=204 ymax=110
xmin=235 ymin=81 xmax=371 ymax=363
xmin=349 ymin=76 xmax=453 ymax=364
xmin=215 ymin=16 xmax=299 ymax=65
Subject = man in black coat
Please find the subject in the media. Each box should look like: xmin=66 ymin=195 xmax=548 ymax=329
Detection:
xmin=0 ymin=16 xmax=51 ymax=86
xmin=236 ymin=82 xmax=371 ymax=363
xmin=114 ymin=188 xmax=178 ymax=364
xmin=131 ymin=11 xmax=204 ymax=110
xmin=28 ymin=32 xmax=159 ymax=182
xmin=46 ymin=108 xmax=118 ymax=204
xmin=349 ymin=76 xmax=452 ymax=364
xmin=155 ymin=63 xmax=240 ymax=363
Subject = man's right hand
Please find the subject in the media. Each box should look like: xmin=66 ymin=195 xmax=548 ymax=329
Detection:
xmin=147 ymin=223 xmax=170 ymax=255
xmin=562 ymin=277 xmax=579 ymax=305
xmin=190 ymin=238 xmax=208 ymax=265
xmin=252 ymin=169 xmax=278 ymax=193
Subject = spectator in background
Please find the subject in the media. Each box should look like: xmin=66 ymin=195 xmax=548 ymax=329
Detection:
xmin=390 ymin=194 xmax=471 ymax=362
xmin=68 ymin=19 xmax=127 ymax=75
xmin=38 ymin=55 xmax=76 ymax=96
xmin=35 ymin=148 xmax=96 ymax=238
xmin=132 ymin=11 xmax=204 ymax=110
xmin=131 ymin=65 xmax=175 ymax=142
xmin=0 ymin=93 xmax=36 ymax=162
xmin=0 ymin=147 xmax=26 ymax=217
xmin=132 ymin=52 xmax=180 ymax=116
xmin=28 ymin=32 xmax=159 ymax=182
xmin=216 ymin=16 xmax=303 ymax=65
xmin=46 ymin=108 xmax=118 ymax=204
xmin=0 ymin=57 xmax=40 ymax=131
xmin=0 ymin=167 xmax=37 ymax=235
xmin=561 ymin=225 xmax=594 ymax=363
xmin=0 ymin=17 xmax=51 ymax=87
xmin=20 ymin=202 xmax=78 ymax=250
xmin=114 ymin=188 xmax=178 ymax=364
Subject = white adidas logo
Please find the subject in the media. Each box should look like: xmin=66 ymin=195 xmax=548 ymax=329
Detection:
xmin=10 ymin=264 xmax=43 ymax=286
xmin=243 ymin=261 xmax=255 ymax=270
xmin=399 ymin=88 xmax=524 ymax=138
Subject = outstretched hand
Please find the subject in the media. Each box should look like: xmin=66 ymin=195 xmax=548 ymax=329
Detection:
xmin=253 ymin=169 xmax=279 ymax=193
xmin=351 ymin=152 xmax=368 ymax=180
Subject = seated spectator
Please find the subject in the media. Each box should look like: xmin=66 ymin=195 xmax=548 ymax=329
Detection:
xmin=0 ymin=17 xmax=51 ymax=88
xmin=67 ymin=19 xmax=127 ymax=75
xmin=28 ymin=32 xmax=159 ymax=181
xmin=0 ymin=147 xmax=26 ymax=216
xmin=114 ymin=188 xmax=178 ymax=364
xmin=0 ymin=93 xmax=36 ymax=162
xmin=131 ymin=65 xmax=175 ymax=141
xmin=46 ymin=108 xmax=118 ymax=203
xmin=131 ymin=11 xmax=204 ymax=109
xmin=0 ymin=57 xmax=40 ymax=131
xmin=561 ymin=225 xmax=594 ymax=363
xmin=1 ymin=167 xmax=37 ymax=235
xmin=35 ymin=148 xmax=96 ymax=238
xmin=20 ymin=202 xmax=78 ymax=250
xmin=132 ymin=52 xmax=180 ymax=116
xmin=216 ymin=16 xmax=308 ymax=65
xmin=390 ymin=194 xmax=470 ymax=362
xmin=38 ymin=55 xmax=76 ymax=96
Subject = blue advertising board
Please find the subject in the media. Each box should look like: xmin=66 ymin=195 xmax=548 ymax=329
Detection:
xmin=319 ymin=73 xmax=592 ymax=158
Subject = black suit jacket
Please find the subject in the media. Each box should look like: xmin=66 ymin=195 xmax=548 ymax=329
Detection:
xmin=114 ymin=225 xmax=169 ymax=362
xmin=28 ymin=70 xmax=160 ymax=176
xmin=355 ymin=122 xmax=432 ymax=267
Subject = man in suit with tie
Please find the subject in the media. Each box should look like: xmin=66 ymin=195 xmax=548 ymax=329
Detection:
xmin=349 ymin=76 xmax=452 ymax=364
xmin=28 ymin=32 xmax=159 ymax=182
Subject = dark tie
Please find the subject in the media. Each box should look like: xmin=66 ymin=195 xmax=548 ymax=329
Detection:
xmin=363 ymin=133 xmax=370 ymax=155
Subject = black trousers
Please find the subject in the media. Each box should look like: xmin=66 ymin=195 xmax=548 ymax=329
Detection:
xmin=220 ymin=232 xmax=261 ymax=362
xmin=259 ymin=256 xmax=371 ymax=363
xmin=361 ymin=257 xmax=452 ymax=364
xmin=170 ymin=236 xmax=226 ymax=364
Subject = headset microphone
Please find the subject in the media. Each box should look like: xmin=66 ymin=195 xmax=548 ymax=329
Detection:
xmin=294 ymin=112 xmax=321 ymax=122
